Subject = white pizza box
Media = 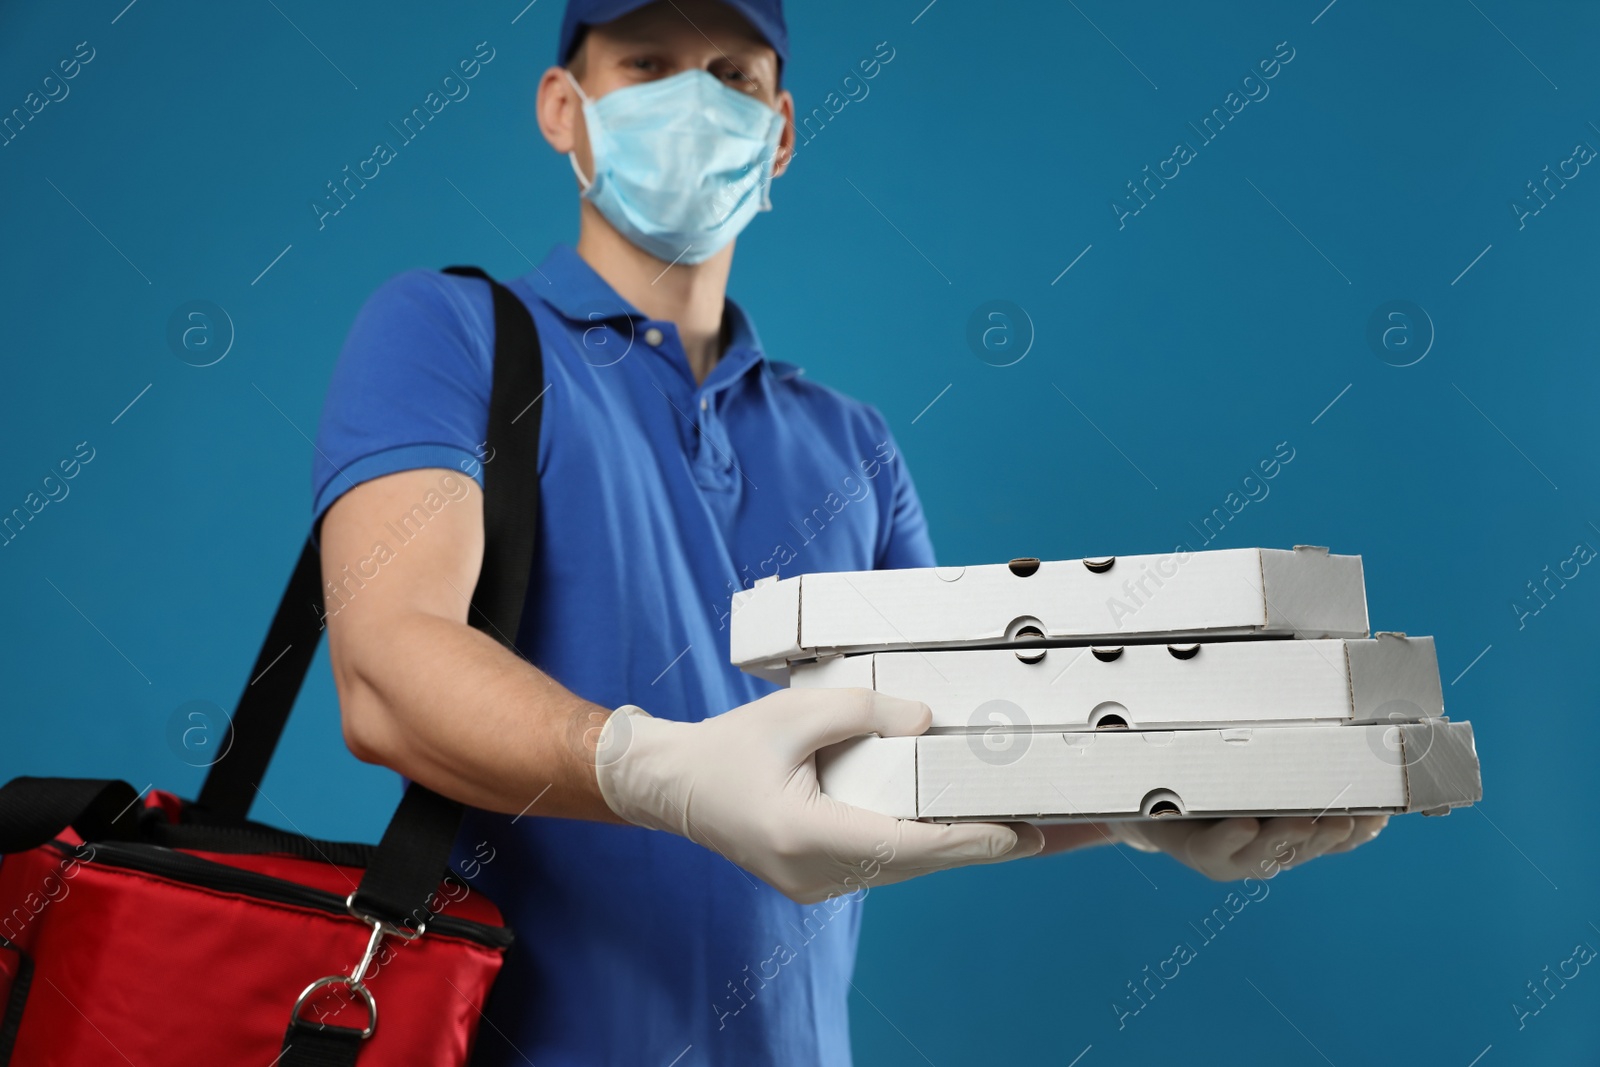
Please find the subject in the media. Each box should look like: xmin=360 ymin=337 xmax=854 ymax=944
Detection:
xmin=730 ymin=546 xmax=1368 ymax=672
xmin=789 ymin=633 xmax=1442 ymax=731
xmin=815 ymin=720 xmax=1482 ymax=822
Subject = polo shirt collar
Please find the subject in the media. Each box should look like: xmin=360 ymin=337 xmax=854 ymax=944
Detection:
xmin=520 ymin=245 xmax=802 ymax=383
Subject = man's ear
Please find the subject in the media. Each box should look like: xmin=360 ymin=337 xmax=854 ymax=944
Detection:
xmin=770 ymin=88 xmax=797 ymax=179
xmin=536 ymin=66 xmax=585 ymax=156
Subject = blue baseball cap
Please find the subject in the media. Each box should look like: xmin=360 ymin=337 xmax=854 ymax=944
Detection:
xmin=557 ymin=0 xmax=788 ymax=70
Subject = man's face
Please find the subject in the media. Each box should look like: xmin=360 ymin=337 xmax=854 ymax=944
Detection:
xmin=573 ymin=0 xmax=782 ymax=105
xmin=539 ymin=0 xmax=795 ymax=185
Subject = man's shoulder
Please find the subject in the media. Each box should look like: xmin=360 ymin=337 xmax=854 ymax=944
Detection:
xmin=312 ymin=267 xmax=505 ymax=520
xmin=357 ymin=267 xmax=495 ymax=330
xmin=319 ymin=265 xmax=502 ymax=426
xmin=336 ymin=267 xmax=498 ymax=378
xmin=764 ymin=366 xmax=891 ymax=435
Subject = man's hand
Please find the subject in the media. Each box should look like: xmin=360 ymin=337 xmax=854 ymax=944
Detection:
xmin=593 ymin=689 xmax=1046 ymax=904
xmin=1109 ymin=814 xmax=1389 ymax=881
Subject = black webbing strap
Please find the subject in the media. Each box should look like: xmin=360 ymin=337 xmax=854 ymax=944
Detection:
xmin=457 ymin=264 xmax=544 ymax=654
xmin=343 ymin=266 xmax=544 ymax=929
xmin=194 ymin=536 xmax=325 ymax=818
xmin=0 ymin=777 xmax=143 ymax=854
xmin=185 ymin=264 xmax=541 ymax=935
xmin=278 ymin=1021 xmax=366 ymax=1067
xmin=0 ymin=931 xmax=33 ymax=1065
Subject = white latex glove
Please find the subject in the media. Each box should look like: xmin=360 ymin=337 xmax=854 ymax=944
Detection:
xmin=593 ymin=689 xmax=1046 ymax=904
xmin=1109 ymin=814 xmax=1389 ymax=881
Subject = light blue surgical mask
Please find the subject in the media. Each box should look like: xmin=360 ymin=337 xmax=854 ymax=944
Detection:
xmin=565 ymin=69 xmax=785 ymax=265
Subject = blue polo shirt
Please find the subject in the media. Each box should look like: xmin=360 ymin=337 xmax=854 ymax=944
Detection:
xmin=312 ymin=244 xmax=935 ymax=1067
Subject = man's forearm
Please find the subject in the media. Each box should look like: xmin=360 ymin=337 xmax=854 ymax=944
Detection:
xmin=332 ymin=609 xmax=623 ymax=823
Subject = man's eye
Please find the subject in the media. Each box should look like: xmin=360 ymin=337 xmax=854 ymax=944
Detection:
xmin=627 ymin=57 xmax=662 ymax=73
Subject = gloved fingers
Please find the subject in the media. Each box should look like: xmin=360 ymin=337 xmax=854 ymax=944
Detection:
xmin=1217 ymin=818 xmax=1320 ymax=880
xmin=980 ymin=822 xmax=1047 ymax=864
xmin=1114 ymin=817 xmax=1258 ymax=880
xmin=768 ymin=805 xmax=1039 ymax=902
xmin=1180 ymin=817 xmax=1268 ymax=880
xmin=1313 ymin=814 xmax=1356 ymax=851
xmin=1117 ymin=813 xmax=1383 ymax=880
xmin=821 ymin=797 xmax=1039 ymax=876
xmin=1278 ymin=815 xmax=1354 ymax=869
xmin=873 ymin=822 xmax=1045 ymax=889
xmin=776 ymin=687 xmax=932 ymax=754
xmin=1106 ymin=820 xmax=1163 ymax=853
xmin=886 ymin=823 xmax=1044 ymax=884
xmin=1322 ymin=814 xmax=1390 ymax=854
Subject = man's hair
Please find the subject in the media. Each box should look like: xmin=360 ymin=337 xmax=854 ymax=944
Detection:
xmin=566 ymin=33 xmax=591 ymax=78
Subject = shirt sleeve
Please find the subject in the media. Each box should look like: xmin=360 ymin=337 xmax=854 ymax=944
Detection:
xmin=311 ymin=268 xmax=495 ymax=524
xmin=866 ymin=408 xmax=937 ymax=570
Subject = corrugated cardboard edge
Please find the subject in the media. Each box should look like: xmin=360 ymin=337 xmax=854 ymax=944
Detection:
xmin=788 ymin=653 xmax=873 ymax=689
xmin=1261 ymin=546 xmax=1370 ymax=638
xmin=1348 ymin=635 xmax=1445 ymax=721
xmin=728 ymin=574 xmax=804 ymax=669
xmin=1342 ymin=638 xmax=1358 ymax=718
xmin=1255 ymin=548 xmax=1271 ymax=631
xmin=1401 ymin=720 xmax=1483 ymax=813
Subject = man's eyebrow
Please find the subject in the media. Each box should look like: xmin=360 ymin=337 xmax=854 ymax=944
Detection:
xmin=662 ymin=0 xmax=766 ymax=78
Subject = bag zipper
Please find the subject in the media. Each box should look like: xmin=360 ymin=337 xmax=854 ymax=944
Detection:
xmin=49 ymin=839 xmax=512 ymax=950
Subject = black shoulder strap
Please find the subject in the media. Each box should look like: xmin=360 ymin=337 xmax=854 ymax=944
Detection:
xmin=185 ymin=266 xmax=545 ymax=926
xmin=453 ymin=265 xmax=544 ymax=650
xmin=0 ymin=778 xmax=143 ymax=853
xmin=339 ymin=266 xmax=545 ymax=933
xmin=191 ymin=536 xmax=326 ymax=817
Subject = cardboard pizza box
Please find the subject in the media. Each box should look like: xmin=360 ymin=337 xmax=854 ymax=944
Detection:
xmin=815 ymin=720 xmax=1482 ymax=822
xmin=731 ymin=546 xmax=1367 ymax=672
xmin=789 ymin=633 xmax=1442 ymax=731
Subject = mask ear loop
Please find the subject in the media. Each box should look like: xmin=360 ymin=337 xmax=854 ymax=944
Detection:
xmin=563 ymin=70 xmax=596 ymax=192
xmin=751 ymin=113 xmax=785 ymax=213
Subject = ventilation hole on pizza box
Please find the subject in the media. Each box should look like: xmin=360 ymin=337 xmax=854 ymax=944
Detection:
xmin=1141 ymin=789 xmax=1185 ymax=818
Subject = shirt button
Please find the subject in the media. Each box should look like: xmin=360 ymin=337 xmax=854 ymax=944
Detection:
xmin=644 ymin=327 xmax=664 ymax=346
xmin=699 ymin=397 xmax=708 ymax=411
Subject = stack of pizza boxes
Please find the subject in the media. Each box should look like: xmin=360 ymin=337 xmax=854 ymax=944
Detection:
xmin=729 ymin=547 xmax=1482 ymax=825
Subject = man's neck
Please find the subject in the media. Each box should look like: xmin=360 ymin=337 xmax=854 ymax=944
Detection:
xmin=574 ymin=204 xmax=733 ymax=385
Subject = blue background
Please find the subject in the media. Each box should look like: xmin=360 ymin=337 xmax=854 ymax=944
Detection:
xmin=3 ymin=0 xmax=1597 ymax=1063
